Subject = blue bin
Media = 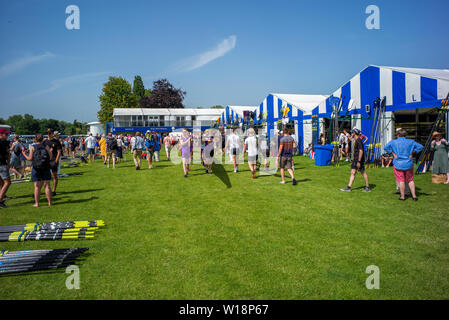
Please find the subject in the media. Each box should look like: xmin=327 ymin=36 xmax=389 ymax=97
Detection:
xmin=314 ymin=144 xmax=333 ymax=166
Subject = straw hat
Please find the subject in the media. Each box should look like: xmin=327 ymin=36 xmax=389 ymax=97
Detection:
xmin=432 ymin=131 xmax=442 ymax=138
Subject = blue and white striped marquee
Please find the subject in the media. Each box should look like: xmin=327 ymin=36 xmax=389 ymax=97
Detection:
xmin=223 ymin=105 xmax=258 ymax=126
xmin=258 ymin=93 xmax=328 ymax=154
xmin=311 ymin=65 xmax=449 ymax=145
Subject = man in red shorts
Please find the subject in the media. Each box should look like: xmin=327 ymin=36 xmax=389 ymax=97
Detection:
xmin=384 ymin=129 xmax=423 ymax=201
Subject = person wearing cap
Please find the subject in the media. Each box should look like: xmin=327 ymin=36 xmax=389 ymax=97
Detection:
xmin=340 ymin=128 xmax=371 ymax=192
xmin=44 ymin=129 xmax=62 ymax=196
xmin=431 ymin=131 xmax=449 ymax=184
xmin=384 ymin=129 xmax=423 ymax=200
xmin=0 ymin=128 xmax=12 ymax=208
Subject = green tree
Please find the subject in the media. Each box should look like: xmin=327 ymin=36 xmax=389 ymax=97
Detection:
xmin=98 ymin=76 xmax=138 ymax=124
xmin=211 ymin=105 xmax=224 ymax=109
xmin=133 ymin=76 xmax=146 ymax=102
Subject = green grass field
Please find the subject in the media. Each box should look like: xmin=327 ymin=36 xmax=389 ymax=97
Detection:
xmin=1 ymin=151 xmax=448 ymax=300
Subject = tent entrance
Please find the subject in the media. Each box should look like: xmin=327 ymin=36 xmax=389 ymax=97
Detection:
xmin=322 ymin=117 xmax=352 ymax=144
xmin=393 ymin=107 xmax=442 ymax=145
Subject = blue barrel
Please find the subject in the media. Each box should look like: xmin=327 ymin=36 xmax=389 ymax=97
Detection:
xmin=314 ymin=144 xmax=333 ymax=166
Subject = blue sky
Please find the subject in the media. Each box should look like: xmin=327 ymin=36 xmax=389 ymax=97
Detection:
xmin=0 ymin=0 xmax=448 ymax=122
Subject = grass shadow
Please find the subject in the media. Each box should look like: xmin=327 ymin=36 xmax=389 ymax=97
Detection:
xmin=212 ymin=164 xmax=232 ymax=189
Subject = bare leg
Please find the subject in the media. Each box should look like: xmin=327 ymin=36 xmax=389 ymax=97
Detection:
xmin=348 ymin=169 xmax=357 ymax=187
xmin=408 ymin=181 xmax=417 ymax=199
xmin=445 ymin=173 xmax=449 ymax=184
xmin=287 ymin=168 xmax=295 ymax=180
xmin=280 ymin=168 xmax=285 ymax=183
xmin=34 ymin=181 xmax=43 ymax=207
xmin=0 ymin=178 xmax=11 ymax=202
xmin=361 ymin=170 xmax=370 ymax=187
xmin=398 ymin=182 xmax=406 ymax=199
xmin=44 ymin=181 xmax=52 ymax=206
xmin=51 ymin=172 xmax=58 ymax=193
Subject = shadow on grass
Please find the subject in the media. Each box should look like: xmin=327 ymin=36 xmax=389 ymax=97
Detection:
xmin=212 ymin=164 xmax=232 ymax=188
xmin=352 ymin=184 xmax=377 ymax=191
xmin=57 ymin=188 xmax=104 ymax=195
xmin=54 ymin=196 xmax=99 ymax=205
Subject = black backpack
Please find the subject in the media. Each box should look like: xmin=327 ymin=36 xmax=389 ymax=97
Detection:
xmin=33 ymin=144 xmax=50 ymax=170
xmin=108 ymin=138 xmax=118 ymax=150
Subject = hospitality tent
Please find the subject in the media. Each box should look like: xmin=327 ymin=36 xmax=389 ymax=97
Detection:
xmin=223 ymin=106 xmax=258 ymax=126
xmin=258 ymin=93 xmax=328 ymax=153
xmin=311 ymin=65 xmax=449 ymax=147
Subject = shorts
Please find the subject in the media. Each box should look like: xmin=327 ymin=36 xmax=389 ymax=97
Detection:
xmin=106 ymin=151 xmax=115 ymax=159
xmin=248 ymin=155 xmax=258 ymax=164
xmin=394 ymin=167 xmax=414 ymax=183
xmin=351 ymin=160 xmax=365 ymax=171
xmin=10 ymin=156 xmax=22 ymax=169
xmin=31 ymin=168 xmax=51 ymax=182
xmin=0 ymin=165 xmax=10 ymax=180
xmin=50 ymin=161 xmax=59 ymax=173
xmin=71 ymin=145 xmax=77 ymax=151
xmin=231 ymin=148 xmax=239 ymax=156
xmin=87 ymin=148 xmax=95 ymax=155
xmin=280 ymin=157 xmax=293 ymax=169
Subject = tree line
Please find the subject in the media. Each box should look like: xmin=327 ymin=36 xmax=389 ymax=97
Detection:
xmin=0 ymin=114 xmax=87 ymax=135
xmin=97 ymin=76 xmax=187 ymax=124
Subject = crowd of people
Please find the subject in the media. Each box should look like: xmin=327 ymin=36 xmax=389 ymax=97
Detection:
xmin=0 ymin=124 xmax=448 ymax=209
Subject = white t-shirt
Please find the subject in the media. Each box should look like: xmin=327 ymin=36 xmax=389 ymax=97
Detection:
xmin=228 ymin=134 xmax=240 ymax=149
xmin=117 ymin=138 xmax=123 ymax=147
xmin=244 ymin=136 xmax=258 ymax=157
xmin=86 ymin=136 xmax=96 ymax=149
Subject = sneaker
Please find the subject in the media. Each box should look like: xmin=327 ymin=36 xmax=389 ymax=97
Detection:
xmin=51 ymin=192 xmax=56 ymax=197
xmin=362 ymin=187 xmax=371 ymax=192
xmin=0 ymin=201 xmax=7 ymax=209
xmin=292 ymin=179 xmax=297 ymax=186
xmin=412 ymin=197 xmax=418 ymax=201
xmin=3 ymin=195 xmax=12 ymax=200
xmin=340 ymin=186 xmax=351 ymax=192
xmin=206 ymin=170 xmax=209 ymax=174
xmin=280 ymin=181 xmax=286 ymax=184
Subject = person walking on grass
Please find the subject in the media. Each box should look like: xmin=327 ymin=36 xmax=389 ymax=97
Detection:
xmin=145 ymin=131 xmax=154 ymax=169
xmin=277 ymin=128 xmax=297 ymax=185
xmin=163 ymin=134 xmax=172 ymax=161
xmin=85 ymin=133 xmax=97 ymax=163
xmin=99 ymin=134 xmax=107 ymax=164
xmin=243 ymin=128 xmax=258 ymax=179
xmin=0 ymin=128 xmax=12 ymax=209
xmin=105 ymin=132 xmax=117 ymax=169
xmin=180 ymin=128 xmax=192 ymax=177
xmin=384 ymin=129 xmax=423 ymax=201
xmin=132 ymin=132 xmax=145 ymax=170
xmin=430 ymin=132 xmax=449 ymax=184
xmin=340 ymin=129 xmax=371 ymax=192
xmin=10 ymin=135 xmax=24 ymax=180
xmin=116 ymin=135 xmax=124 ymax=163
xmin=203 ymin=133 xmax=214 ymax=174
xmin=44 ymin=129 xmax=62 ymax=197
xmin=21 ymin=134 xmax=53 ymax=207
xmin=225 ymin=129 xmax=241 ymax=173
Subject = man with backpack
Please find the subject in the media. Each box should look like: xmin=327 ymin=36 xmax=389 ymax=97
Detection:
xmin=105 ymin=132 xmax=117 ymax=169
xmin=0 ymin=128 xmax=12 ymax=209
xmin=21 ymin=134 xmax=53 ymax=207
xmin=44 ymin=129 xmax=62 ymax=196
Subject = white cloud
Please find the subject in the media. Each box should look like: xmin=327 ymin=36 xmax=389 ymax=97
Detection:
xmin=173 ymin=35 xmax=237 ymax=72
xmin=0 ymin=52 xmax=55 ymax=78
xmin=21 ymin=71 xmax=111 ymax=99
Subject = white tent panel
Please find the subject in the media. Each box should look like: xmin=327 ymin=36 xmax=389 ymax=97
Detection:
xmin=318 ymin=100 xmax=326 ymax=114
xmin=273 ymin=98 xmax=279 ymax=119
xmin=380 ymin=67 xmax=393 ymax=106
xmin=379 ymin=66 xmax=449 ymax=81
xmin=350 ymin=73 xmax=361 ymax=110
xmin=405 ymin=73 xmax=421 ymax=103
xmin=303 ymin=122 xmax=312 ymax=148
xmin=437 ymin=79 xmax=449 ymax=99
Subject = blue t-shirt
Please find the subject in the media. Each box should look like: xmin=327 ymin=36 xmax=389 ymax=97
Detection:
xmin=384 ymin=137 xmax=423 ymax=171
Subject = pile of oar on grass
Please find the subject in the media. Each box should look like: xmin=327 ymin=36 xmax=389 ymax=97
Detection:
xmin=0 ymin=220 xmax=105 ymax=242
xmin=0 ymin=248 xmax=89 ymax=275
